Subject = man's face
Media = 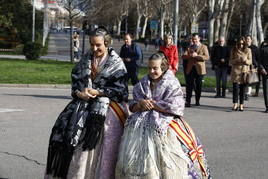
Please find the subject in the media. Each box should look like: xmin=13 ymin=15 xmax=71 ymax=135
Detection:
xmin=124 ymin=35 xmax=132 ymax=46
xmin=192 ymin=35 xmax=200 ymax=45
xmin=246 ymin=36 xmax=252 ymax=46
xmin=219 ymin=38 xmax=225 ymax=46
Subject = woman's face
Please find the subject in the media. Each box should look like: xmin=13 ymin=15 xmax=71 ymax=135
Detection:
xmin=148 ymin=59 xmax=163 ymax=80
xmin=90 ymin=36 xmax=107 ymax=58
xmin=165 ymin=36 xmax=172 ymax=46
xmin=238 ymin=40 xmax=244 ymax=49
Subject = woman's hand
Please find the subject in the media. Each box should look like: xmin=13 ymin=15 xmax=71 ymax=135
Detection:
xmin=77 ymin=88 xmax=96 ymax=101
xmin=87 ymin=88 xmax=100 ymax=96
xmin=138 ymin=99 xmax=155 ymax=111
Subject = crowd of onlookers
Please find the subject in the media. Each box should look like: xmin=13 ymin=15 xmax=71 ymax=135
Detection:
xmin=73 ymin=30 xmax=268 ymax=113
xmin=179 ymin=34 xmax=267 ymax=113
xmin=138 ymin=33 xmax=268 ymax=113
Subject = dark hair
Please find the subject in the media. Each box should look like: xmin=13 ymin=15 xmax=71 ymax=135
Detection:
xmin=233 ymin=36 xmax=248 ymax=53
xmin=245 ymin=34 xmax=252 ymax=39
xmin=124 ymin=33 xmax=133 ymax=39
xmin=90 ymin=26 xmax=112 ymax=46
xmin=149 ymin=52 xmax=169 ymax=72
xmin=192 ymin=33 xmax=200 ymax=38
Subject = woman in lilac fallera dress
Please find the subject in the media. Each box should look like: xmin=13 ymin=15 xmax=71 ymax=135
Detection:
xmin=44 ymin=27 xmax=129 ymax=179
xmin=116 ymin=52 xmax=211 ymax=179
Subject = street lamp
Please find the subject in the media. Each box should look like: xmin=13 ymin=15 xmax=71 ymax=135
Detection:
xmin=32 ymin=0 xmax=35 ymax=42
xmin=173 ymin=0 xmax=179 ymax=46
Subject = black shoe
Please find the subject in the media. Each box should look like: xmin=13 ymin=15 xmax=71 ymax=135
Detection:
xmin=245 ymin=94 xmax=249 ymax=101
xmin=195 ymin=101 xmax=200 ymax=106
xmin=214 ymin=94 xmax=221 ymax=98
xmin=265 ymin=109 xmax=268 ymax=113
xmin=221 ymin=95 xmax=226 ymax=98
xmin=185 ymin=102 xmax=191 ymax=107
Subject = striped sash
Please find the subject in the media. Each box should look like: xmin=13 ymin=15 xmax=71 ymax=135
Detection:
xmin=169 ymin=119 xmax=207 ymax=177
xmin=110 ymin=101 xmax=127 ymax=126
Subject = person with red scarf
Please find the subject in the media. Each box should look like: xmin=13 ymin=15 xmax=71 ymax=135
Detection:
xmin=160 ymin=34 xmax=179 ymax=74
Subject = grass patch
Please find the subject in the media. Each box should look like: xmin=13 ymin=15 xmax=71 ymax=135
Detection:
xmin=0 ymin=58 xmax=74 ymax=84
xmin=0 ymin=58 xmax=223 ymax=88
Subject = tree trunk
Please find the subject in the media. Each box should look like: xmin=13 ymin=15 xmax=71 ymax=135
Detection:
xmin=70 ymin=21 xmax=74 ymax=63
xmin=208 ymin=18 xmax=215 ymax=47
xmin=214 ymin=18 xmax=220 ymax=41
xmin=225 ymin=0 xmax=236 ymax=40
xmin=219 ymin=0 xmax=230 ymax=38
xmin=252 ymin=0 xmax=258 ymax=45
xmin=160 ymin=6 xmax=166 ymax=40
xmin=135 ymin=15 xmax=142 ymax=39
xmin=141 ymin=17 xmax=148 ymax=38
xmin=117 ymin=19 xmax=122 ymax=36
xmin=256 ymin=0 xmax=264 ymax=45
xmin=208 ymin=0 xmax=215 ymax=47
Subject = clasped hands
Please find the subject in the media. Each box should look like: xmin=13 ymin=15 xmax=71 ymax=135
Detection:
xmin=77 ymin=88 xmax=100 ymax=101
xmin=137 ymin=99 xmax=156 ymax=111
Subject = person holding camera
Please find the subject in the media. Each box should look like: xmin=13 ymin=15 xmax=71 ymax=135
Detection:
xmin=182 ymin=33 xmax=209 ymax=107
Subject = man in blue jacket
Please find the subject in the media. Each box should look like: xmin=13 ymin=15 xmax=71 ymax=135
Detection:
xmin=120 ymin=33 xmax=143 ymax=85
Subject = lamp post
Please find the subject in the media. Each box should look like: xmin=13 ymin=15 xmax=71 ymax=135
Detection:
xmin=32 ymin=0 xmax=35 ymax=42
xmin=173 ymin=0 xmax=179 ymax=46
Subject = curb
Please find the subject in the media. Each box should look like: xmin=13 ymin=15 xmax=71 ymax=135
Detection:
xmin=0 ymin=83 xmax=216 ymax=92
xmin=0 ymin=84 xmax=70 ymax=89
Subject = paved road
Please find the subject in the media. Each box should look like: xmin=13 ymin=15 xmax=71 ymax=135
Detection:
xmin=1 ymin=87 xmax=268 ymax=179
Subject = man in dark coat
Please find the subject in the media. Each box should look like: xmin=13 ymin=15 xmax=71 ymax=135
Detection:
xmin=120 ymin=33 xmax=143 ymax=86
xmin=245 ymin=35 xmax=260 ymax=100
xmin=211 ymin=37 xmax=230 ymax=98
xmin=259 ymin=38 xmax=268 ymax=113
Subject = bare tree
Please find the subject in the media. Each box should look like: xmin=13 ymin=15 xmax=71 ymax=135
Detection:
xmin=256 ymin=0 xmax=265 ymax=44
xmin=219 ymin=0 xmax=232 ymax=39
xmin=58 ymin=0 xmax=84 ymax=62
xmin=141 ymin=0 xmax=154 ymax=38
xmin=247 ymin=0 xmax=265 ymax=45
xmin=207 ymin=0 xmax=224 ymax=47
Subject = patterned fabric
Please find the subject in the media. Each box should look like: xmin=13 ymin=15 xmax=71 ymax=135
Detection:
xmin=128 ymin=70 xmax=185 ymax=134
xmin=116 ymin=70 xmax=211 ymax=179
xmin=45 ymin=48 xmax=128 ymax=178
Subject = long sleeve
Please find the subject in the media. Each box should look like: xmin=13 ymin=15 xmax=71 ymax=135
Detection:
xmin=196 ymin=45 xmax=209 ymax=61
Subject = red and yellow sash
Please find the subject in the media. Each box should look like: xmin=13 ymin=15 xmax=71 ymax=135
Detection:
xmin=169 ymin=119 xmax=207 ymax=177
xmin=110 ymin=101 xmax=127 ymax=126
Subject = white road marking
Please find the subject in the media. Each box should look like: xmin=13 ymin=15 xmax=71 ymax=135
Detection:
xmin=0 ymin=108 xmax=24 ymax=113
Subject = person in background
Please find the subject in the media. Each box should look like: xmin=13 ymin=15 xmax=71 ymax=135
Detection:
xmin=182 ymin=33 xmax=209 ymax=107
xmin=120 ymin=33 xmax=143 ymax=86
xmin=259 ymin=38 xmax=268 ymax=113
xmin=229 ymin=37 xmax=252 ymax=111
xmin=159 ymin=34 xmax=179 ymax=74
xmin=211 ymin=37 xmax=230 ymax=98
xmin=116 ymin=52 xmax=211 ymax=179
xmin=73 ymin=31 xmax=80 ymax=61
xmin=144 ymin=37 xmax=150 ymax=51
xmin=245 ymin=35 xmax=260 ymax=99
xmin=181 ymin=35 xmax=193 ymax=82
xmin=44 ymin=27 xmax=129 ymax=179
